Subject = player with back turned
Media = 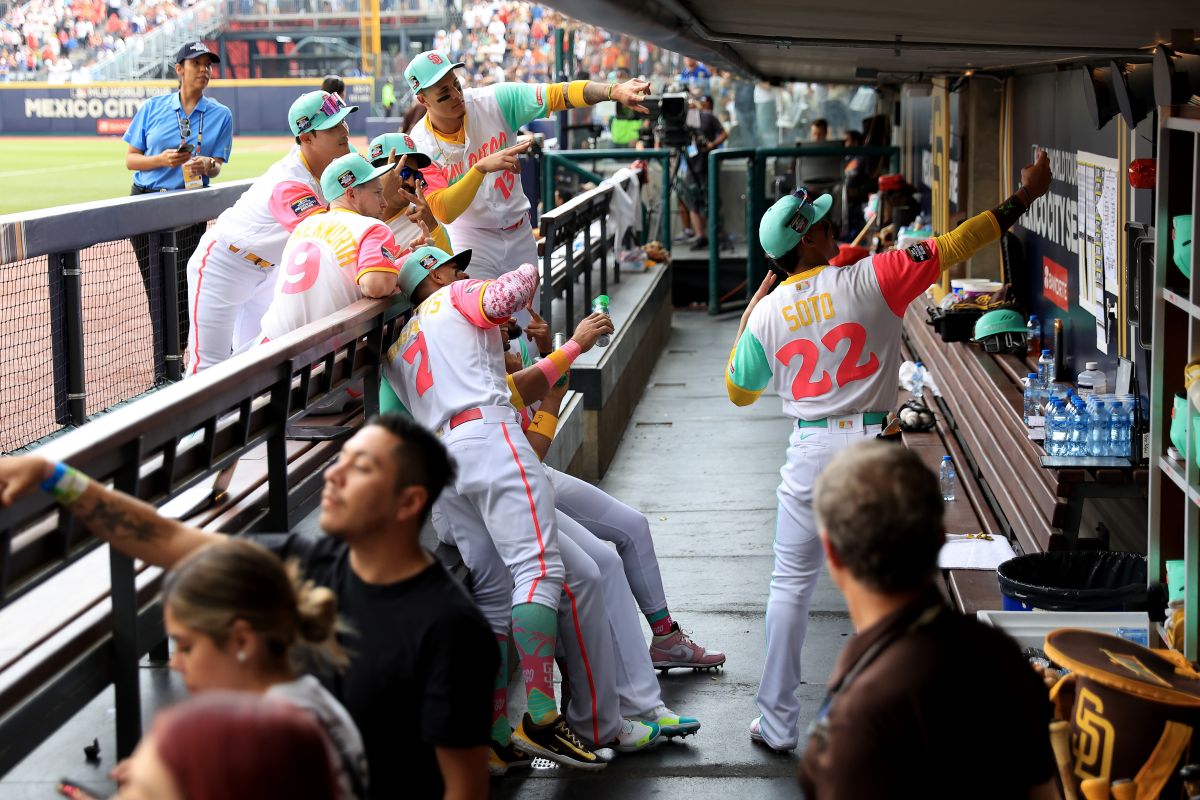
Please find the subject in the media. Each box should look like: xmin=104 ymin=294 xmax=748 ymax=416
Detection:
xmin=725 ymin=151 xmax=1054 ymax=752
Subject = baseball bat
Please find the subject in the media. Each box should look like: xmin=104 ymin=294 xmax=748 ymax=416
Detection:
xmin=1109 ymin=780 xmax=1136 ymax=800
xmin=849 ymin=215 xmax=876 ymax=248
xmin=1079 ymin=777 xmax=1110 ymax=800
xmin=1049 ymin=721 xmax=1079 ymax=800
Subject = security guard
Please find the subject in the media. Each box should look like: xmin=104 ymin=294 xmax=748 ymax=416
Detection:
xmin=123 ymin=41 xmax=234 ymax=350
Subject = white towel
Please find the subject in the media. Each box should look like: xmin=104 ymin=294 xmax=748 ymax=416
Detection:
xmin=898 ymin=360 xmax=942 ymax=398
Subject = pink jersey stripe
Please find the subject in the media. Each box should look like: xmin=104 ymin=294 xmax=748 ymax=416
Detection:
xmin=189 ymin=239 xmax=216 ymax=374
xmin=563 ymin=582 xmax=601 ymax=745
xmin=501 ymin=422 xmax=549 ymax=602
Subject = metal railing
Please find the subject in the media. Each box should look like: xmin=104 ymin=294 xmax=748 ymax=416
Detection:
xmin=541 ymin=149 xmax=671 ymax=248
xmin=538 ymin=173 xmax=631 ymax=332
xmin=222 ymin=0 xmax=445 ymax=21
xmin=706 ymin=144 xmax=901 ymax=314
xmin=0 ymin=180 xmax=252 ymax=454
xmin=0 ymin=295 xmax=404 ymax=774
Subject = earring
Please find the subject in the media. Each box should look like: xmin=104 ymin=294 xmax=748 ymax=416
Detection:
xmin=236 ymin=651 xmax=247 ymax=663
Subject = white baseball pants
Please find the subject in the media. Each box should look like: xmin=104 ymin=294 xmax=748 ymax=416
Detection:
xmin=185 ymin=230 xmax=277 ymax=374
xmin=755 ymin=422 xmax=881 ymax=750
xmin=545 ymin=466 xmax=669 ymax=617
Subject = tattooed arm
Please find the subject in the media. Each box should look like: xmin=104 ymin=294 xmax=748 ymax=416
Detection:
xmin=0 ymin=455 xmax=220 ymax=568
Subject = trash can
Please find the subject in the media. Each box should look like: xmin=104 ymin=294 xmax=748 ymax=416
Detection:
xmin=996 ymin=551 xmax=1147 ymax=612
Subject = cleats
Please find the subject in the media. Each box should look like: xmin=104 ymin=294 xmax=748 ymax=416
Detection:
xmin=632 ymin=704 xmax=701 ymax=738
xmin=513 ymin=713 xmax=606 ymax=771
xmin=488 ymin=739 xmax=533 ymax=776
xmin=608 ymin=718 xmax=662 ymax=753
xmin=650 ymin=623 xmax=726 ymax=672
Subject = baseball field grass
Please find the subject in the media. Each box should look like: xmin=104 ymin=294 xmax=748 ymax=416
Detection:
xmin=0 ymin=135 xmax=366 ymax=216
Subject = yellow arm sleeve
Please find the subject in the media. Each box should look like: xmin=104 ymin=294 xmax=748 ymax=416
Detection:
xmin=506 ymin=374 xmax=526 ymax=410
xmin=933 ymin=211 xmax=1001 ymax=270
xmin=543 ymin=81 xmax=588 ymax=111
xmin=423 ymin=166 xmax=485 ymax=224
xmin=431 ymin=224 xmax=451 ymax=252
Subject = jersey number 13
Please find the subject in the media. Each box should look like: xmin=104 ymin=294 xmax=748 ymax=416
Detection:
xmin=775 ymin=322 xmax=879 ymax=400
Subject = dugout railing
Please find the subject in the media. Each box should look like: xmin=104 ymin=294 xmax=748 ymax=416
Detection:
xmin=0 ymin=173 xmax=643 ymax=776
xmin=0 ymin=181 xmax=254 ymax=455
xmin=0 ymin=294 xmax=404 ymax=774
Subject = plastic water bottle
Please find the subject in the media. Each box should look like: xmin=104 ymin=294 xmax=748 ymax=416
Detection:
xmin=911 ymin=361 xmax=926 ymax=402
xmin=1023 ymin=372 xmax=1041 ymax=425
xmin=1108 ymin=401 xmax=1129 ymax=458
xmin=592 ymin=295 xmax=612 ymax=348
xmin=1069 ymin=397 xmax=1090 ymax=456
xmin=1076 ymin=362 xmax=1107 ymax=398
xmin=1026 ymin=315 xmax=1042 ymax=359
xmin=939 ymin=456 xmax=957 ymax=502
xmin=1037 ymin=349 xmax=1056 ymax=387
xmin=1089 ymin=400 xmax=1109 ymax=456
xmin=1046 ymin=399 xmax=1069 ymax=456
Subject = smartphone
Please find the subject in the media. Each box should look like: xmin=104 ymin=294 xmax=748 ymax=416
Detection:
xmin=177 ymin=142 xmax=195 ymax=154
xmin=57 ymin=779 xmax=103 ymax=800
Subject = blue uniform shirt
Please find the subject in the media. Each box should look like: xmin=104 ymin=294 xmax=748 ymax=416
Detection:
xmin=123 ymin=91 xmax=233 ymax=191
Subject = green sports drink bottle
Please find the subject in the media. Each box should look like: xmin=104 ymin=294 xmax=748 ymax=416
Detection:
xmin=593 ymin=295 xmax=611 ymax=348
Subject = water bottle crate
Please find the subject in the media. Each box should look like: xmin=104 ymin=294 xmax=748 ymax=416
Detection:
xmin=1039 ymin=456 xmax=1134 ymax=468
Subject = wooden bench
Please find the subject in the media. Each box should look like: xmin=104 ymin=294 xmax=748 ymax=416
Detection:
xmin=903 ymin=294 xmax=1147 ymax=567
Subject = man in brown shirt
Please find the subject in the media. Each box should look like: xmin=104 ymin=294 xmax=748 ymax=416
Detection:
xmin=798 ymin=442 xmax=1058 ymax=799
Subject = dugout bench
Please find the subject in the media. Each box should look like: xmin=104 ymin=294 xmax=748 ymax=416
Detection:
xmin=901 ymin=295 xmax=1148 ymax=614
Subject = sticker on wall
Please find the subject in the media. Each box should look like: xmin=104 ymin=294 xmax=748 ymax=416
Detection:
xmin=1076 ymin=151 xmax=1119 ymax=320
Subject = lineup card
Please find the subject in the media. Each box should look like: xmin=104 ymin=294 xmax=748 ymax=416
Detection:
xmin=1077 ymin=151 xmax=1119 ymax=352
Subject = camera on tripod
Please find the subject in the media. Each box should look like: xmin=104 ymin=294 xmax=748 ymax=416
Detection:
xmin=641 ymin=92 xmax=697 ymax=149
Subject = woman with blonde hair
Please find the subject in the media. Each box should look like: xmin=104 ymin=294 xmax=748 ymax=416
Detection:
xmin=155 ymin=538 xmax=367 ymax=800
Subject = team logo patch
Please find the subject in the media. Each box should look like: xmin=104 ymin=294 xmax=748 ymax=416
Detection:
xmin=294 ymin=115 xmax=311 ymax=133
xmin=337 ymin=170 xmax=356 ymax=188
xmin=906 ymin=243 xmax=932 ymax=263
xmin=420 ymin=254 xmax=438 ymax=269
xmin=381 ymin=245 xmax=398 ymax=262
xmin=190 ymin=42 xmax=207 ymax=53
xmin=428 ymin=53 xmax=443 ymax=64
xmin=403 ymin=134 xmax=415 ymax=149
xmin=369 ymin=143 xmax=383 ymax=159
xmin=410 ymin=75 xmax=421 ymax=90
xmin=290 ymin=195 xmax=319 ymax=216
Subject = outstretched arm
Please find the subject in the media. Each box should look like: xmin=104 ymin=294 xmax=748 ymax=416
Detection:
xmin=0 ymin=456 xmax=220 ymax=568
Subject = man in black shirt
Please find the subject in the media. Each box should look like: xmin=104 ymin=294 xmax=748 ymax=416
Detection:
xmin=0 ymin=414 xmax=495 ymax=800
xmin=680 ymin=94 xmax=727 ymax=250
xmin=794 ymin=442 xmax=1057 ymax=799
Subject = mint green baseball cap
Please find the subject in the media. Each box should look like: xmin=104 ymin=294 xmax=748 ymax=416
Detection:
xmin=405 ymin=50 xmax=464 ymax=93
xmin=759 ymin=188 xmax=834 ymax=259
xmin=368 ymin=132 xmax=432 ymax=168
xmin=1175 ymin=214 xmax=1194 ymax=279
xmin=398 ymin=245 xmax=473 ymax=297
xmin=289 ymin=90 xmax=358 ymax=137
xmin=320 ymin=153 xmax=394 ymax=202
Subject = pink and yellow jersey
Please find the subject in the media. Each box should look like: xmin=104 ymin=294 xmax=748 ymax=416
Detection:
xmin=258 ymin=208 xmax=401 ymax=341
xmin=726 ymin=212 xmax=1001 ymax=419
xmin=384 ymin=278 xmax=512 ymax=431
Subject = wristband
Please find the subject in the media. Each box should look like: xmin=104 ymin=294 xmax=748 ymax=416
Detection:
xmin=607 ymin=83 xmax=616 ymax=101
xmin=534 ymin=339 xmax=582 ymax=386
xmin=43 ymin=462 xmax=90 ymax=505
xmin=528 ymin=411 xmax=559 ymax=439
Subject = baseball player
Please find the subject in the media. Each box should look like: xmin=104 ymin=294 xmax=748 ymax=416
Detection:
xmin=383 ymin=245 xmax=614 ymax=769
xmin=514 ymin=312 xmax=725 ymax=672
xmin=367 ymin=133 xmax=452 ymax=254
xmin=726 ymin=151 xmax=1053 ymax=751
xmin=185 ymin=90 xmax=355 ymax=374
xmin=257 ymin=154 xmax=400 ymax=342
xmin=404 ymin=49 xmax=651 ymax=324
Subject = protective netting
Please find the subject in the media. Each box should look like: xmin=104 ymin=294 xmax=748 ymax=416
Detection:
xmin=80 ymin=238 xmax=158 ymax=422
xmin=0 ymin=254 xmax=61 ymax=453
xmin=0 ymin=221 xmax=212 ymax=454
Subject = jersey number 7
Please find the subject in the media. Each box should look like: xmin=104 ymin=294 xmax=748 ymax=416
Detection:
xmin=775 ymin=322 xmax=879 ymax=400
xmin=403 ymin=331 xmax=434 ymax=396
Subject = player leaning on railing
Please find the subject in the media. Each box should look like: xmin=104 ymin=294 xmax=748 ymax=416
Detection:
xmin=725 ymin=150 xmax=1053 ymax=753
xmin=405 ymin=49 xmax=652 ymax=325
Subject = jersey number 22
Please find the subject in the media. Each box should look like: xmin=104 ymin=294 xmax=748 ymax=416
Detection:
xmin=775 ymin=322 xmax=879 ymax=400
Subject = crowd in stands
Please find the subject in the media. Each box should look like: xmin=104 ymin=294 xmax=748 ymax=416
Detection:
xmin=0 ymin=0 xmax=189 ymax=80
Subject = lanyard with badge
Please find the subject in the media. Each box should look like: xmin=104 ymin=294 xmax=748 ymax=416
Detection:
xmin=177 ymin=108 xmax=205 ymax=190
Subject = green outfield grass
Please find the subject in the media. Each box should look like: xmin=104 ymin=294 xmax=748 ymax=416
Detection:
xmin=0 ymin=136 xmax=366 ymax=216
